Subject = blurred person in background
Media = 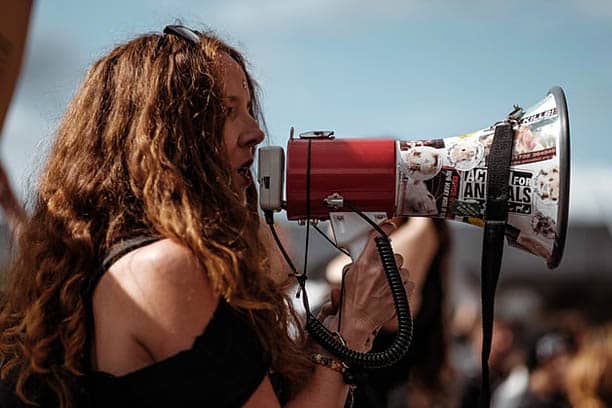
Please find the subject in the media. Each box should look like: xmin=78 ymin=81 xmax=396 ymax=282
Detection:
xmin=326 ymin=217 xmax=456 ymax=407
xmin=565 ymin=322 xmax=612 ymax=408
xmin=0 ymin=0 xmax=32 ymax=299
xmin=458 ymin=316 xmax=530 ymax=408
xmin=488 ymin=319 xmax=530 ymax=408
xmin=517 ymin=329 xmax=576 ymax=408
xmin=0 ymin=1 xmax=31 ymax=251
xmin=0 ymin=162 xmax=26 ymax=241
xmin=0 ymin=162 xmax=26 ymax=295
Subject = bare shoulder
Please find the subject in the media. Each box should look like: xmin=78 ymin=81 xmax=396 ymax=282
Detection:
xmin=109 ymin=238 xmax=207 ymax=290
xmin=94 ymin=238 xmax=219 ymax=361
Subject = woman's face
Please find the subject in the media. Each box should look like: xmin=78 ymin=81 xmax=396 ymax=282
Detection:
xmin=219 ymin=53 xmax=264 ymax=198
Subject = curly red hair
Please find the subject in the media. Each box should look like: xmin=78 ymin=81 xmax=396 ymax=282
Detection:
xmin=0 ymin=29 xmax=312 ymax=407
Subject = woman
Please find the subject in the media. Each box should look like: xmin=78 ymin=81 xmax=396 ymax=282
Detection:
xmin=0 ymin=25 xmax=412 ymax=407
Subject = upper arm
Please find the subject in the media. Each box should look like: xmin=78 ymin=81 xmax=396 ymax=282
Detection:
xmin=104 ymin=238 xmax=219 ymax=361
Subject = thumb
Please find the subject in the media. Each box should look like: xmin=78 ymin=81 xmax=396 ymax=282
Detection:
xmin=330 ymin=288 xmax=341 ymax=313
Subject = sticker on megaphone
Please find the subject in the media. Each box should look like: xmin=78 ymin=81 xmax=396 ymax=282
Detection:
xmin=396 ymin=91 xmax=568 ymax=265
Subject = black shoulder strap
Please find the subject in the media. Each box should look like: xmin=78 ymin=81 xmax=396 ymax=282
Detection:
xmin=101 ymin=235 xmax=164 ymax=272
xmin=85 ymin=235 xmax=163 ymax=299
xmin=479 ymin=122 xmax=514 ymax=408
xmin=83 ymin=235 xmax=163 ymax=372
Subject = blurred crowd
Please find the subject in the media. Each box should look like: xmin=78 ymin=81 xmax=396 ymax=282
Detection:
xmin=281 ymin=217 xmax=612 ymax=408
xmin=453 ymin=304 xmax=612 ymax=408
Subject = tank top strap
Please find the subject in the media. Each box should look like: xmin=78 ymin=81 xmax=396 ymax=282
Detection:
xmin=101 ymin=235 xmax=163 ymax=272
xmin=85 ymin=235 xmax=163 ymax=299
xmin=83 ymin=235 xmax=163 ymax=374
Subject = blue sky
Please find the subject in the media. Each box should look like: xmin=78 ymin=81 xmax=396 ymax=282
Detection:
xmin=2 ymin=0 xmax=611 ymax=218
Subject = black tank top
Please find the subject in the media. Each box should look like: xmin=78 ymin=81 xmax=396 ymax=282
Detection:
xmin=84 ymin=236 xmax=288 ymax=407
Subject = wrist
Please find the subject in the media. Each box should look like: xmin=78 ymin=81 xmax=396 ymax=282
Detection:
xmin=326 ymin=316 xmax=378 ymax=353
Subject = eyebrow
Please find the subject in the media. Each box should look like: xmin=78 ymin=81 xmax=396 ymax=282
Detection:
xmin=221 ymin=96 xmax=241 ymax=103
xmin=222 ymin=95 xmax=253 ymax=106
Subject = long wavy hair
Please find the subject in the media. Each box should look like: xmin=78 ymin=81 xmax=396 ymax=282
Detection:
xmin=0 ymin=29 xmax=312 ymax=406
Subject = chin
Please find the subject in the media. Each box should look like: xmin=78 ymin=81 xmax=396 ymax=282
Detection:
xmin=238 ymin=189 xmax=248 ymax=206
xmin=231 ymin=179 xmax=252 ymax=207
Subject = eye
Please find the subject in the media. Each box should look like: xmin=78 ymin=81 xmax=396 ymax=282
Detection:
xmin=224 ymin=105 xmax=237 ymax=118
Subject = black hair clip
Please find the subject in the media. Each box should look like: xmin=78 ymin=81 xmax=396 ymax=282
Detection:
xmin=155 ymin=25 xmax=201 ymax=56
xmin=163 ymin=25 xmax=201 ymax=45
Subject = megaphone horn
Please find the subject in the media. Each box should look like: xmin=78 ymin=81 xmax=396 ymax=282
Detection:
xmin=260 ymin=87 xmax=570 ymax=269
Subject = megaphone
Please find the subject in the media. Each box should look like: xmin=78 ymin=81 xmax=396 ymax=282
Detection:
xmin=259 ymin=86 xmax=570 ymax=269
xmin=258 ymin=87 xmax=570 ymax=382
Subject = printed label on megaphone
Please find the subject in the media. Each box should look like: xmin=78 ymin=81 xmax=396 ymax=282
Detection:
xmin=397 ymin=92 xmax=566 ymax=262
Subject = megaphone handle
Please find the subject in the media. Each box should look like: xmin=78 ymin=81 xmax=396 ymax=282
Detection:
xmin=306 ymin=234 xmax=413 ymax=370
xmin=346 ymin=239 xmax=367 ymax=263
xmin=329 ymin=212 xmax=387 ymax=261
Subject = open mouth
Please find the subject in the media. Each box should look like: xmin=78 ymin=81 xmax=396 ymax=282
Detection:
xmin=236 ymin=159 xmax=253 ymax=182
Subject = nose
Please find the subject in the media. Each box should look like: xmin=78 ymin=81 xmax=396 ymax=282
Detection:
xmin=239 ymin=117 xmax=265 ymax=147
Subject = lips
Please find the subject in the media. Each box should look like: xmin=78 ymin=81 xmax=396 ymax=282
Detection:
xmin=236 ymin=159 xmax=253 ymax=175
xmin=234 ymin=159 xmax=254 ymax=188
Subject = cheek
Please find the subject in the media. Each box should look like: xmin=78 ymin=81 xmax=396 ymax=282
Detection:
xmin=222 ymin=123 xmax=240 ymax=163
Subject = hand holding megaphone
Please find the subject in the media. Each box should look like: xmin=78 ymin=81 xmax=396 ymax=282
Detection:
xmin=324 ymin=221 xmax=415 ymax=352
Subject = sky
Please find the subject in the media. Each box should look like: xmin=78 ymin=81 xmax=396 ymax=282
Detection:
xmin=2 ymin=0 xmax=612 ymax=222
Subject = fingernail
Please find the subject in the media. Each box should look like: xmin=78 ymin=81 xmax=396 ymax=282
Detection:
xmin=382 ymin=220 xmax=398 ymax=229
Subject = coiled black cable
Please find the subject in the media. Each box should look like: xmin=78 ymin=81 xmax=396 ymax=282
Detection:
xmin=305 ymin=233 xmax=413 ymax=368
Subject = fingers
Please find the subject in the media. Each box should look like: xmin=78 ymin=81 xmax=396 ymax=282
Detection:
xmin=400 ymin=267 xmax=416 ymax=296
xmin=399 ymin=267 xmax=409 ymax=283
xmin=318 ymin=288 xmax=341 ymax=320
xmin=319 ymin=301 xmax=332 ymax=318
xmin=330 ymin=288 xmax=340 ymax=312
xmin=369 ymin=219 xmax=398 ymax=241
xmin=404 ymin=280 xmax=416 ymax=297
xmin=394 ymin=254 xmax=404 ymax=268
